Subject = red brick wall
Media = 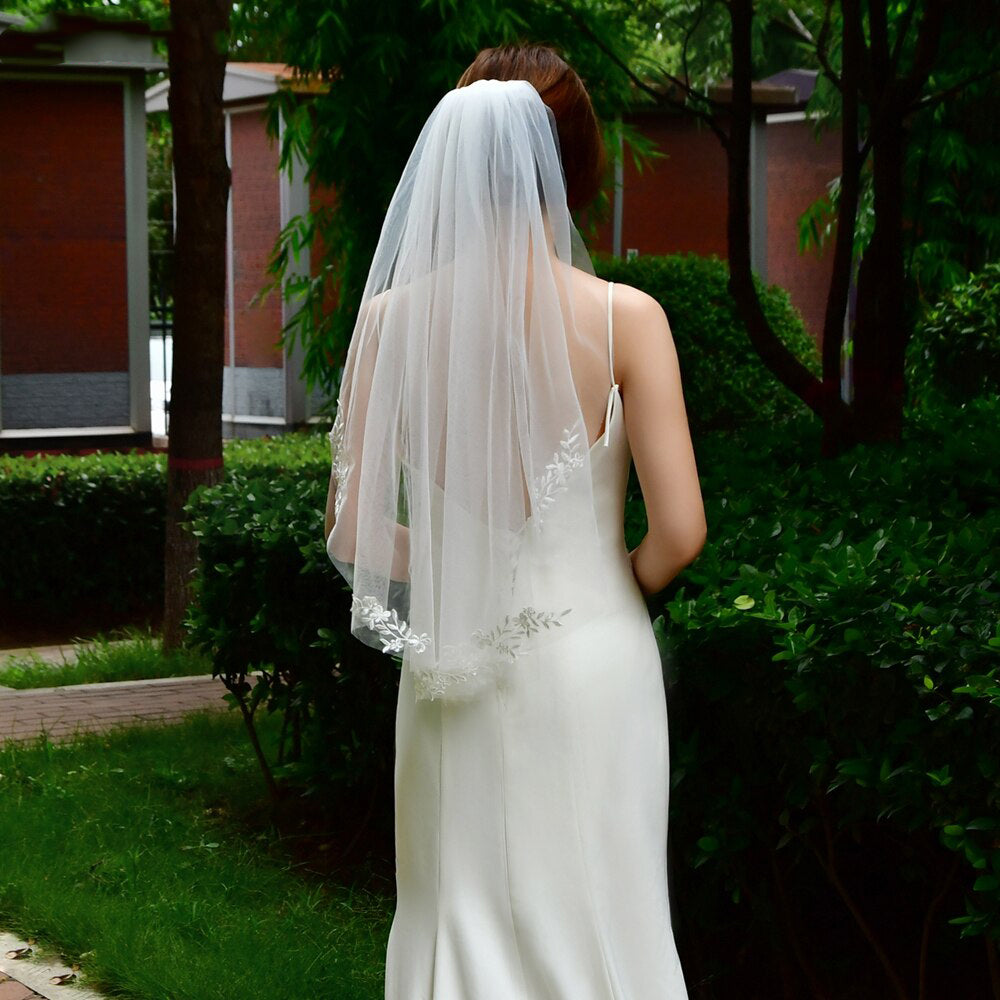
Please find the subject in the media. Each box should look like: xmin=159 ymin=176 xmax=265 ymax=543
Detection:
xmin=227 ymin=108 xmax=283 ymax=368
xmin=588 ymin=110 xmax=840 ymax=344
xmin=589 ymin=114 xmax=730 ymax=259
xmin=766 ymin=119 xmax=840 ymax=343
xmin=0 ymin=79 xmax=128 ymax=374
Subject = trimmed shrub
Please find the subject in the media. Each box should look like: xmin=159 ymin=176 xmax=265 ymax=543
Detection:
xmin=907 ymin=260 xmax=1000 ymax=405
xmin=0 ymin=450 xmax=166 ymax=618
xmin=0 ymin=433 xmax=330 ymax=622
xmin=593 ymin=252 xmax=821 ymax=435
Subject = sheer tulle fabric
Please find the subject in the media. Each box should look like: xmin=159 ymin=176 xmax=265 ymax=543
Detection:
xmin=327 ymin=79 xmax=612 ymax=702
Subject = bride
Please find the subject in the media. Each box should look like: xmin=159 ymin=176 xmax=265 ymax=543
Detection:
xmin=325 ymin=43 xmax=705 ymax=1000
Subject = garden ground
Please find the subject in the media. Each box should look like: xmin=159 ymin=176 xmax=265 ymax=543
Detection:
xmin=0 ymin=668 xmax=394 ymax=1000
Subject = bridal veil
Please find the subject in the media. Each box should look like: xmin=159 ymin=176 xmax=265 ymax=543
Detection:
xmin=327 ymin=78 xmax=614 ymax=702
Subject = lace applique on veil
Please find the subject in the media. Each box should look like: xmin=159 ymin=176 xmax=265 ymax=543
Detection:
xmin=334 ymin=416 xmax=587 ymax=702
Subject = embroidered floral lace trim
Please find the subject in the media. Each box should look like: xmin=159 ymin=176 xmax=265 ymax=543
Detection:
xmin=352 ymin=595 xmax=430 ymax=654
xmin=530 ymin=426 xmax=586 ymax=525
xmin=328 ymin=408 xmax=353 ymax=522
xmin=344 ymin=420 xmax=586 ymax=701
xmin=351 ymin=594 xmax=572 ymax=701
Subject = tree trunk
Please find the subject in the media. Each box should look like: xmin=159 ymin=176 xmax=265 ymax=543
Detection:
xmin=852 ymin=109 xmax=908 ymax=443
xmin=725 ymin=0 xmax=836 ymax=428
xmin=163 ymin=0 xmax=232 ymax=650
xmin=819 ymin=0 xmax=865 ymax=456
xmin=848 ymin=0 xmax=945 ymax=445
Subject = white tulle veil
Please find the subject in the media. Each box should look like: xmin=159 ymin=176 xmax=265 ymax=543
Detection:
xmin=327 ymin=78 xmax=613 ymax=702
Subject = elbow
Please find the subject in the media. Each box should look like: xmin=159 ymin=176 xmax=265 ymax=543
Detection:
xmin=683 ymin=520 xmax=708 ymax=566
xmin=665 ymin=531 xmax=706 ymax=583
xmin=632 ymin=521 xmax=708 ymax=597
xmin=657 ymin=515 xmax=707 ymax=570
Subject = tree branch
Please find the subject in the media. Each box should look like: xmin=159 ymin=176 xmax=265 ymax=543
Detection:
xmin=678 ymin=0 xmax=708 ymax=106
xmin=812 ymin=793 xmax=912 ymax=1000
xmin=899 ymin=0 xmax=946 ymax=106
xmin=770 ymin=850 xmax=831 ymax=998
xmin=918 ymin=854 xmax=960 ymax=1000
xmin=816 ymin=0 xmax=843 ymax=92
xmin=863 ymin=0 xmax=946 ymax=157
xmin=869 ymin=0 xmax=892 ymax=95
xmin=725 ymin=0 xmax=830 ymax=423
xmin=781 ymin=7 xmax=815 ymax=44
xmin=551 ymin=0 xmax=728 ymax=145
xmin=818 ymin=0 xmax=864 ymax=453
xmin=908 ymin=63 xmax=1000 ymax=114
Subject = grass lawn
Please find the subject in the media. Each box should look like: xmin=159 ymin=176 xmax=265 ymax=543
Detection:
xmin=0 ymin=630 xmax=212 ymax=690
xmin=0 ymin=708 xmax=393 ymax=999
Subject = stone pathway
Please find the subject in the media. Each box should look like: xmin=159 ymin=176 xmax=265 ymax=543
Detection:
xmin=0 ymin=931 xmax=107 ymax=1000
xmin=0 ymin=673 xmax=231 ymax=746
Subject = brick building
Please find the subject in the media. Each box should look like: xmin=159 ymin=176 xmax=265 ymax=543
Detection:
xmin=145 ymin=64 xmax=840 ymax=442
xmin=590 ymin=69 xmax=840 ymax=343
xmin=0 ymin=13 xmax=160 ymax=452
xmin=146 ymin=63 xmax=323 ymax=438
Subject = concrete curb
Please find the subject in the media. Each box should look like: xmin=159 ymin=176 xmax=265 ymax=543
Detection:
xmin=0 ymin=930 xmax=107 ymax=1000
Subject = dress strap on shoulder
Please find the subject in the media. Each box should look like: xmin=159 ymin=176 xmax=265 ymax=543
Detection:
xmin=606 ymin=281 xmax=616 ymax=385
xmin=601 ymin=281 xmax=619 ymax=447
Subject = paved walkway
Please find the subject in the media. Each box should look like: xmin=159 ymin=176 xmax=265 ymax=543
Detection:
xmin=1 ymin=931 xmax=107 ymax=1000
xmin=0 ymin=673 xmax=231 ymax=746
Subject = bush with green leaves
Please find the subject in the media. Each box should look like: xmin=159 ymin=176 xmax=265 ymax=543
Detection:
xmin=0 ymin=433 xmax=329 ymax=621
xmin=660 ymin=395 xmax=1000 ymax=994
xmin=0 ymin=450 xmax=166 ymax=619
xmin=907 ymin=260 xmax=1000 ymax=405
xmin=183 ymin=452 xmax=398 ymax=804
xmin=593 ymin=252 xmax=821 ymax=436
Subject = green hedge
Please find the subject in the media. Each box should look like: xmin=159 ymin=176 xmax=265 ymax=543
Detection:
xmin=593 ymin=252 xmax=821 ymax=435
xmin=184 ymin=463 xmax=396 ymax=797
xmin=907 ymin=260 xmax=1000 ymax=405
xmin=0 ymin=434 xmax=329 ymax=620
xmin=0 ymin=450 xmax=166 ymax=617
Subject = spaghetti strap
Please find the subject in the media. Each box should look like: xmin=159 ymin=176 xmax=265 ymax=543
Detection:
xmin=606 ymin=281 xmax=616 ymax=385
xmin=600 ymin=282 xmax=620 ymax=447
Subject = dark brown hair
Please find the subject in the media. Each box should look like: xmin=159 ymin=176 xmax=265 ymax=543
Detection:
xmin=456 ymin=44 xmax=605 ymax=212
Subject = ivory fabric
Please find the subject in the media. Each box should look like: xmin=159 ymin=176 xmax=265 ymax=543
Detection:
xmin=384 ymin=287 xmax=689 ymax=999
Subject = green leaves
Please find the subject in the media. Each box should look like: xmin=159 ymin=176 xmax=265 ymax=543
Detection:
xmin=653 ymin=394 xmax=1000 ymax=944
xmin=0 ymin=431 xmax=331 ymax=617
xmin=907 ymin=261 xmax=1000 ymax=407
xmin=264 ymin=0 xmax=645 ymax=402
xmin=182 ymin=427 xmax=398 ymax=799
xmin=595 ymin=253 xmax=821 ymax=437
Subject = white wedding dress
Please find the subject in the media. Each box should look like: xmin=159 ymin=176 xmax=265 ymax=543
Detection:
xmin=385 ymin=285 xmax=689 ymax=999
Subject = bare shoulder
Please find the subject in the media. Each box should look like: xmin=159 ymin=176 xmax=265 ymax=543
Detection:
xmin=608 ymin=280 xmax=674 ymax=384
xmin=569 ymin=267 xmax=669 ymax=330
xmin=610 ymin=281 xmax=669 ymax=331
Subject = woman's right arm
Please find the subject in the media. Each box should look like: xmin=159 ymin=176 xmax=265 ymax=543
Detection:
xmin=615 ymin=284 xmax=707 ymax=596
